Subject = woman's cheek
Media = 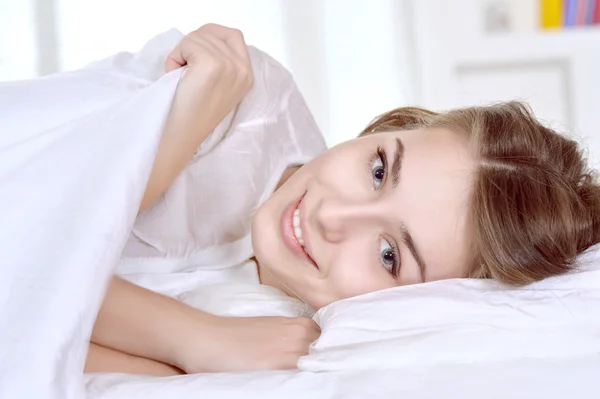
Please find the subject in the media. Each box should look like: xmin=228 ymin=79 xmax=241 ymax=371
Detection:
xmin=313 ymin=148 xmax=366 ymax=193
xmin=327 ymin=253 xmax=394 ymax=299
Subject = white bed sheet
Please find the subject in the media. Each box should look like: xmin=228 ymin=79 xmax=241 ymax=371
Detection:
xmin=87 ymin=355 xmax=600 ymax=399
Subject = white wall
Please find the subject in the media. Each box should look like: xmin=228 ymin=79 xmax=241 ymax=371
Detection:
xmin=318 ymin=0 xmax=413 ymax=144
xmin=55 ymin=0 xmax=288 ymax=71
xmin=0 ymin=0 xmax=416 ymax=145
xmin=0 ymin=0 xmax=38 ymax=80
xmin=8 ymin=0 xmax=595 ymax=150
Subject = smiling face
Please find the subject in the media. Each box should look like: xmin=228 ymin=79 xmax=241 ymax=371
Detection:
xmin=251 ymin=128 xmax=475 ymax=309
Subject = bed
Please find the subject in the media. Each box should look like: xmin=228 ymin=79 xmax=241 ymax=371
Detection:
xmin=1 ymin=30 xmax=599 ymax=399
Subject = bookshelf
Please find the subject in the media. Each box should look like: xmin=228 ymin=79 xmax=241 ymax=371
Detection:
xmin=409 ymin=0 xmax=600 ymax=164
xmin=454 ymin=28 xmax=600 ymax=62
xmin=539 ymin=0 xmax=600 ymax=29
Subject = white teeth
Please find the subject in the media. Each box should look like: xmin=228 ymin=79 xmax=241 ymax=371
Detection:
xmin=293 ymin=208 xmax=305 ymax=246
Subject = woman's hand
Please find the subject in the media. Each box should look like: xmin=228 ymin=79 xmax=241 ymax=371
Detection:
xmin=141 ymin=24 xmax=254 ymax=211
xmin=175 ymin=315 xmax=321 ymax=373
xmin=165 ymin=23 xmax=254 ymax=134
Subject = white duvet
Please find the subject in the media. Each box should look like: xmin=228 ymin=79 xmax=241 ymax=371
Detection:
xmin=1 ymin=31 xmax=599 ymax=399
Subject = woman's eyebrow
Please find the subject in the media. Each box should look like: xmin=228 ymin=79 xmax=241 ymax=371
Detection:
xmin=399 ymin=224 xmax=427 ymax=282
xmin=390 ymin=138 xmax=404 ymax=188
xmin=388 ymin=138 xmax=426 ymax=281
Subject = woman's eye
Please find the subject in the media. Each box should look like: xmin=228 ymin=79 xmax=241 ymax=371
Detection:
xmin=379 ymin=238 xmax=399 ymax=276
xmin=371 ymin=155 xmax=385 ymax=189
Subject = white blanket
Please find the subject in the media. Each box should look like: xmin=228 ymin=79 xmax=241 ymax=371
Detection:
xmin=0 ymin=33 xmax=182 ymax=398
xmin=1 ymin=31 xmax=599 ymax=399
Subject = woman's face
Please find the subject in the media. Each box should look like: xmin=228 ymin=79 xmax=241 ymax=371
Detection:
xmin=252 ymin=128 xmax=475 ymax=309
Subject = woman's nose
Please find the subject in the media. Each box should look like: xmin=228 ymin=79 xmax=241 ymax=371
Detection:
xmin=314 ymin=198 xmax=378 ymax=243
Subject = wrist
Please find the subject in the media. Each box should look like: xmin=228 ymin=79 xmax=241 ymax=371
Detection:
xmin=167 ymin=308 xmax=222 ymax=372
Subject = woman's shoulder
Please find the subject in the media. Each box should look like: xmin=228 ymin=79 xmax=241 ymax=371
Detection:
xmin=247 ymin=46 xmax=294 ymax=83
xmin=196 ymin=46 xmax=326 ymax=160
xmin=238 ymin=46 xmax=297 ymax=119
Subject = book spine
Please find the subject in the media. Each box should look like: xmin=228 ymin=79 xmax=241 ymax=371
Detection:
xmin=576 ymin=0 xmax=588 ymax=25
xmin=565 ymin=0 xmax=577 ymax=26
xmin=541 ymin=0 xmax=564 ymax=28
xmin=585 ymin=0 xmax=595 ymax=24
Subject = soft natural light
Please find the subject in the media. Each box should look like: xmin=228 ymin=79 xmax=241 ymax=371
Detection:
xmin=0 ymin=0 xmax=413 ymax=145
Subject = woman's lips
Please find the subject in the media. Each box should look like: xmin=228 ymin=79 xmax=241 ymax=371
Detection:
xmin=280 ymin=193 xmax=318 ymax=269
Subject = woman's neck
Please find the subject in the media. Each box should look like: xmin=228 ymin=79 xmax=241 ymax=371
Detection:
xmin=255 ymin=259 xmax=296 ymax=297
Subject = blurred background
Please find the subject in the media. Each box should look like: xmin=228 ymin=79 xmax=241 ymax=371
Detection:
xmin=1 ymin=0 xmax=599 ymax=159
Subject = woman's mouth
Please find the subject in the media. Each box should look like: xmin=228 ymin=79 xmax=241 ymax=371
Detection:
xmin=281 ymin=194 xmax=319 ymax=269
xmin=292 ymin=208 xmax=305 ymax=245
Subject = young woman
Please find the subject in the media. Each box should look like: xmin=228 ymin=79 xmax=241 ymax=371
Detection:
xmin=85 ymin=24 xmax=600 ymax=376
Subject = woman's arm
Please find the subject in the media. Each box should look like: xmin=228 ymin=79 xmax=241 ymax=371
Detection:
xmin=139 ymin=93 xmax=213 ymax=211
xmin=86 ymin=25 xmax=254 ymax=373
xmin=88 ymin=276 xmax=320 ymax=374
xmin=139 ymin=24 xmax=254 ymax=211
xmin=90 ymin=276 xmax=213 ymax=370
xmin=85 ymin=343 xmax=182 ymax=376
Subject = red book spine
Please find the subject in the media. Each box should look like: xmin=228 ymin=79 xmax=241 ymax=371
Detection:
xmin=576 ymin=0 xmax=587 ymax=25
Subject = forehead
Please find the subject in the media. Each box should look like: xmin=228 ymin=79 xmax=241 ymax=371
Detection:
xmin=384 ymin=128 xmax=475 ymax=281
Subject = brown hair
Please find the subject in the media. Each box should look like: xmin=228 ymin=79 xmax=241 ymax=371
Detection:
xmin=361 ymin=101 xmax=600 ymax=285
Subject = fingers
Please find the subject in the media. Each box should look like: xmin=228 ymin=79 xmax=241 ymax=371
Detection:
xmin=197 ymin=24 xmax=250 ymax=64
xmin=306 ymin=326 xmax=321 ymax=343
xmin=165 ymin=36 xmax=220 ymax=74
xmin=279 ymin=323 xmax=319 ymax=370
xmin=297 ymin=317 xmax=321 ymax=342
xmin=294 ymin=317 xmax=321 ymax=331
xmin=165 ymin=42 xmax=186 ymax=72
xmin=279 ymin=317 xmax=321 ymax=356
xmin=165 ymin=23 xmax=251 ymax=73
xmin=278 ymin=353 xmax=308 ymax=370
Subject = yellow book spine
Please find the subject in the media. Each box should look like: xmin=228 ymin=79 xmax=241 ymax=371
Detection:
xmin=541 ymin=0 xmax=563 ymax=28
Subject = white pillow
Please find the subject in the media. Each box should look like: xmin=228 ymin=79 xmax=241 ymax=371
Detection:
xmin=300 ymin=245 xmax=600 ymax=371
